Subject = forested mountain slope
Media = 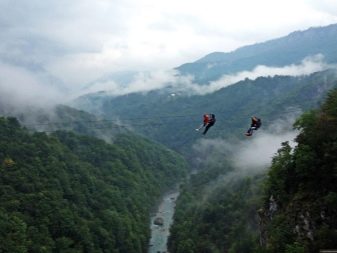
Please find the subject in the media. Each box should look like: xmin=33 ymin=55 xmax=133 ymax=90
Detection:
xmin=75 ymin=23 xmax=337 ymax=153
xmin=168 ymin=88 xmax=337 ymax=253
xmin=76 ymin=69 xmax=337 ymax=152
xmin=168 ymin=157 xmax=263 ymax=253
xmin=261 ymin=88 xmax=337 ymax=252
xmin=177 ymin=24 xmax=337 ymax=83
xmin=0 ymin=104 xmax=128 ymax=143
xmin=0 ymin=117 xmax=187 ymax=252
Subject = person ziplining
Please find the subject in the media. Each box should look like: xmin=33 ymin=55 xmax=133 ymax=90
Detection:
xmin=196 ymin=113 xmax=216 ymax=135
xmin=28 ymin=110 xmax=264 ymax=140
xmin=245 ymin=116 xmax=262 ymax=136
xmin=195 ymin=114 xmax=209 ymax=131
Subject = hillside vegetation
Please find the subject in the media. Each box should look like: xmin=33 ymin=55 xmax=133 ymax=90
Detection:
xmin=168 ymin=88 xmax=337 ymax=253
xmin=0 ymin=117 xmax=187 ymax=253
xmin=2 ymin=23 xmax=336 ymax=253
xmin=177 ymin=24 xmax=337 ymax=83
xmin=76 ymin=70 xmax=337 ymax=153
xmin=261 ymin=88 xmax=337 ymax=252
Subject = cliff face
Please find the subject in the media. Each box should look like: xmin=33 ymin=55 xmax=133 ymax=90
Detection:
xmin=258 ymin=195 xmax=278 ymax=247
xmin=260 ymin=89 xmax=337 ymax=252
xmin=259 ymin=194 xmax=336 ymax=250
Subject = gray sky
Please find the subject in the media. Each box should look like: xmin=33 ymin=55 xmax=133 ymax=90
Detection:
xmin=1 ymin=0 xmax=337 ymax=94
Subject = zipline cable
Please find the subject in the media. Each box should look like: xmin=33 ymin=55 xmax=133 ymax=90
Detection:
xmin=24 ymin=113 xmax=201 ymax=127
xmin=22 ymin=106 xmax=301 ymax=142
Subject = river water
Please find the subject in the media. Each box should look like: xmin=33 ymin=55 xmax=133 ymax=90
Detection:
xmin=148 ymin=191 xmax=179 ymax=253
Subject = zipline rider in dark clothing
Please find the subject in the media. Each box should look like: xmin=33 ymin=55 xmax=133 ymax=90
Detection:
xmin=245 ymin=116 xmax=261 ymax=136
xmin=203 ymin=114 xmax=216 ymax=135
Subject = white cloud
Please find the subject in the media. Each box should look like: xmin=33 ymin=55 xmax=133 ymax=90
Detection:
xmin=77 ymin=69 xmax=191 ymax=96
xmin=307 ymin=0 xmax=337 ymax=16
xmin=189 ymin=54 xmax=332 ymax=95
xmin=0 ymin=62 xmax=66 ymax=108
xmin=1 ymin=0 xmax=337 ymax=92
xmin=1 ymin=53 xmax=333 ymax=111
xmin=77 ymin=54 xmax=334 ymax=97
xmin=230 ymin=131 xmax=298 ymax=170
xmin=193 ymin=113 xmax=300 ymax=173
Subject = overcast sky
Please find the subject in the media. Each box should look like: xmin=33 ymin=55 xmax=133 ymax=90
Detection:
xmin=1 ymin=0 xmax=337 ymax=92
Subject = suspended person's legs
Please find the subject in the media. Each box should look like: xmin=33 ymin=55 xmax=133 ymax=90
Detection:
xmin=203 ymin=123 xmax=214 ymax=135
xmin=245 ymin=126 xmax=257 ymax=136
xmin=245 ymin=128 xmax=252 ymax=136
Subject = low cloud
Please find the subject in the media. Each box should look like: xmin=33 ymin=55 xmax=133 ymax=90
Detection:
xmin=80 ymin=54 xmax=334 ymax=97
xmin=191 ymin=114 xmax=300 ymax=204
xmin=1 ymin=0 xmax=337 ymax=98
xmin=182 ymin=54 xmax=333 ymax=95
xmin=0 ymin=61 xmax=66 ymax=111
xmin=193 ymin=113 xmax=300 ymax=175
xmin=1 ymin=54 xmax=335 ymax=112
xmin=230 ymin=131 xmax=297 ymax=171
xmin=78 ymin=69 xmax=194 ymax=97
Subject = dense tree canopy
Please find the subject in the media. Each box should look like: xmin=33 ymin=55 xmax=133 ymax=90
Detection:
xmin=263 ymin=88 xmax=337 ymax=252
xmin=168 ymin=159 xmax=263 ymax=253
xmin=168 ymin=88 xmax=337 ymax=253
xmin=0 ymin=117 xmax=187 ymax=253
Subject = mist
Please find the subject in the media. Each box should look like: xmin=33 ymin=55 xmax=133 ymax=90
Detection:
xmin=180 ymin=54 xmax=332 ymax=95
xmin=77 ymin=70 xmax=193 ymax=97
xmin=0 ymin=61 xmax=67 ymax=112
xmin=80 ymin=54 xmax=333 ymax=97
xmin=0 ymin=53 xmax=334 ymax=117
xmin=193 ymin=113 xmax=300 ymax=175
xmin=183 ymin=113 xmax=300 ymax=204
xmin=230 ymin=131 xmax=298 ymax=171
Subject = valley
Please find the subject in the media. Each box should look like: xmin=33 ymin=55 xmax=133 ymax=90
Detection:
xmin=1 ymin=23 xmax=337 ymax=253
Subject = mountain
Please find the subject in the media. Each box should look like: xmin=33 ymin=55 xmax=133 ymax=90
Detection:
xmin=0 ymin=104 xmax=131 ymax=143
xmin=0 ymin=117 xmax=187 ymax=252
xmin=164 ymin=25 xmax=337 ymax=253
xmin=168 ymin=88 xmax=337 ymax=253
xmin=177 ymin=24 xmax=337 ymax=84
xmin=70 ymin=24 xmax=337 ymax=252
xmin=1 ymin=23 xmax=337 ymax=253
xmin=168 ymin=170 xmax=263 ymax=253
xmin=75 ymin=69 xmax=337 ymax=153
xmin=260 ymin=88 xmax=337 ymax=252
xmin=74 ymin=24 xmax=337 ymax=154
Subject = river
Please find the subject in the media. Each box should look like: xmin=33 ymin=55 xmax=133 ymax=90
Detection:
xmin=148 ymin=191 xmax=179 ymax=253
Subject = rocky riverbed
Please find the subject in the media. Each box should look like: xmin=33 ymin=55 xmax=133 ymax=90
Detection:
xmin=148 ymin=191 xmax=179 ymax=253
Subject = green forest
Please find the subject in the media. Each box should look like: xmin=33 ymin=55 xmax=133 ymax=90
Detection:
xmin=2 ymin=87 xmax=337 ymax=253
xmin=168 ymin=88 xmax=337 ymax=253
xmin=0 ymin=117 xmax=187 ymax=252
xmin=76 ymin=69 xmax=337 ymax=153
xmin=1 ymin=22 xmax=337 ymax=253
